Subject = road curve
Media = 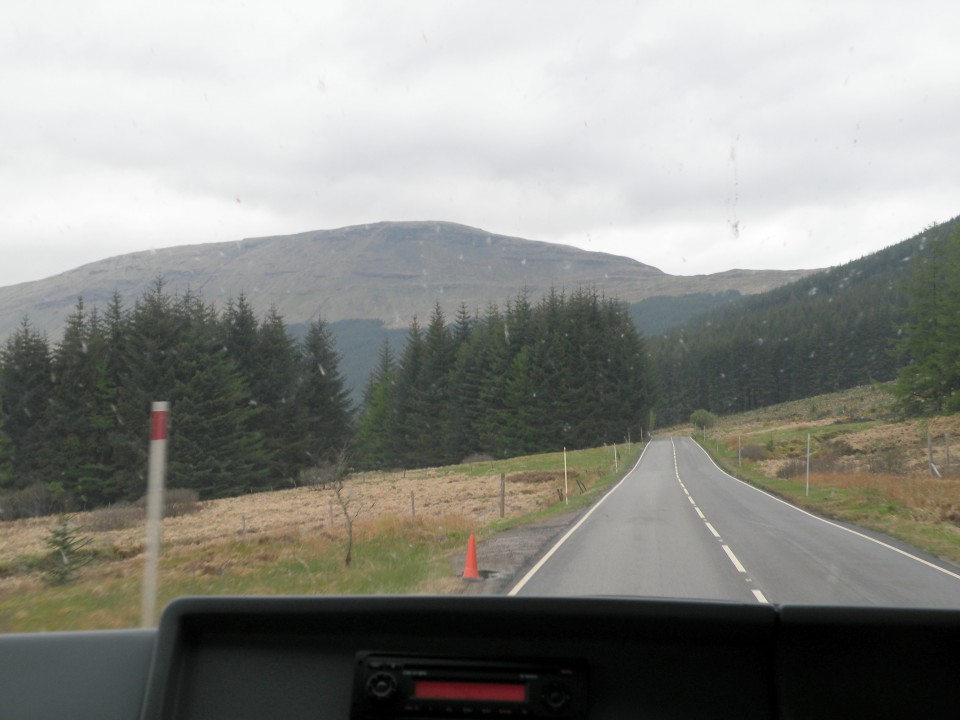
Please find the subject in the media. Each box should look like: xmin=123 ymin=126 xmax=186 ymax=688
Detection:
xmin=510 ymin=437 xmax=960 ymax=607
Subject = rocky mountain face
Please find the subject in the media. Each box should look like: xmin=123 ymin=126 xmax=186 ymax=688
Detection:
xmin=0 ymin=221 xmax=816 ymax=339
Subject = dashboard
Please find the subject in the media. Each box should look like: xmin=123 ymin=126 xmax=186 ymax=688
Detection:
xmin=2 ymin=595 xmax=959 ymax=719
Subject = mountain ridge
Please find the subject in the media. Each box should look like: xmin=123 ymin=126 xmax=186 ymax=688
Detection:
xmin=0 ymin=220 xmax=817 ymax=340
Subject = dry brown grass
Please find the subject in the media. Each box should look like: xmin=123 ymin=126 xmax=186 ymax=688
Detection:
xmin=807 ymin=471 xmax=960 ymax=525
xmin=0 ymin=466 xmax=559 ymax=569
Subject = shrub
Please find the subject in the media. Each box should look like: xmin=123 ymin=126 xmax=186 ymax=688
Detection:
xmin=776 ymin=454 xmax=842 ymax=479
xmin=163 ymin=488 xmax=200 ymax=517
xmin=690 ymin=409 xmax=719 ymax=429
xmin=43 ymin=515 xmax=93 ymax=586
xmin=135 ymin=487 xmax=200 ymax=518
xmin=867 ymin=446 xmax=907 ymax=475
xmin=740 ymin=444 xmax=769 ymax=461
xmin=461 ymin=453 xmax=495 ymax=464
xmin=85 ymin=504 xmax=143 ymax=531
xmin=0 ymin=483 xmax=55 ymax=521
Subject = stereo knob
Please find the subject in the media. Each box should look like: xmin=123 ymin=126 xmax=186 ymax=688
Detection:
xmin=366 ymin=672 xmax=399 ymax=702
xmin=540 ymin=683 xmax=571 ymax=713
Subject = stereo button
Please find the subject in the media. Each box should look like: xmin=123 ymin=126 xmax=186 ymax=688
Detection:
xmin=366 ymin=673 xmax=399 ymax=703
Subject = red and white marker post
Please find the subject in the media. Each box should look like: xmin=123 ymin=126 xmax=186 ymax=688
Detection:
xmin=141 ymin=401 xmax=169 ymax=627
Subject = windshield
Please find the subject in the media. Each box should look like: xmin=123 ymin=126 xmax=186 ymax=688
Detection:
xmin=2 ymin=0 xmax=960 ymax=632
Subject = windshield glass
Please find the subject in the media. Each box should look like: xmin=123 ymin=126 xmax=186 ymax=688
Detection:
xmin=2 ymin=0 xmax=960 ymax=631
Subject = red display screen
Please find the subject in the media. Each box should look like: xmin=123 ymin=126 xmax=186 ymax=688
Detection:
xmin=413 ymin=680 xmax=526 ymax=703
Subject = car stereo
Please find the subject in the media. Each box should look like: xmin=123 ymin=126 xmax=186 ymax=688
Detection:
xmin=352 ymin=653 xmax=588 ymax=720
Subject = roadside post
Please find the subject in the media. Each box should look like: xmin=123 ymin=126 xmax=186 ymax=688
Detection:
xmin=141 ymin=401 xmax=169 ymax=628
xmin=499 ymin=473 xmax=506 ymax=518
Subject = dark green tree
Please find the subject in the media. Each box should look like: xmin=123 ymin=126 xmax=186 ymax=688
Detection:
xmin=113 ymin=279 xmax=185 ymax=499
xmin=473 ymin=306 xmax=511 ymax=455
xmin=299 ymin=318 xmax=352 ymax=466
xmin=0 ymin=317 xmax=54 ymax=489
xmin=0 ymin=393 xmax=15 ymax=491
xmin=497 ymin=349 xmax=548 ymax=455
xmin=420 ymin=304 xmax=457 ymax=466
xmin=895 ymin=224 xmax=960 ymax=413
xmin=46 ymin=299 xmax=120 ymax=506
xmin=251 ymin=307 xmax=305 ymax=482
xmin=354 ymin=341 xmax=398 ymax=469
xmin=392 ymin=318 xmax=428 ymax=467
xmin=220 ymin=293 xmax=260 ymax=389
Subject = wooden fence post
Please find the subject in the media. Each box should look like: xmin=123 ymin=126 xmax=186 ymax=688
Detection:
xmin=499 ymin=473 xmax=506 ymax=518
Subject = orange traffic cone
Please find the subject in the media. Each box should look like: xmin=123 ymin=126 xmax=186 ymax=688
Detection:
xmin=462 ymin=533 xmax=480 ymax=580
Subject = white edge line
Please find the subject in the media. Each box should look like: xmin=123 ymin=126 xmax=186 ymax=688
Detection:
xmin=688 ymin=439 xmax=960 ymax=582
xmin=722 ymin=544 xmax=747 ymax=573
xmin=507 ymin=442 xmax=652 ymax=596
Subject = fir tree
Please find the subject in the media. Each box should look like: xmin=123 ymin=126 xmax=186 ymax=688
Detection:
xmin=0 ymin=317 xmax=54 ymax=489
xmin=895 ymin=224 xmax=960 ymax=413
xmin=392 ymin=318 xmax=428 ymax=467
xmin=354 ymin=341 xmax=397 ymax=469
xmin=299 ymin=318 xmax=352 ymax=466
xmin=252 ymin=307 xmax=305 ymax=482
xmin=47 ymin=299 xmax=120 ymax=506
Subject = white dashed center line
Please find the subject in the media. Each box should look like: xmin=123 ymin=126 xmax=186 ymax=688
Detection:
xmin=670 ymin=438 xmax=768 ymax=604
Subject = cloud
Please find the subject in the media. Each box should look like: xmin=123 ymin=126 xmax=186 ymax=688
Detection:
xmin=1 ymin=0 xmax=958 ymax=287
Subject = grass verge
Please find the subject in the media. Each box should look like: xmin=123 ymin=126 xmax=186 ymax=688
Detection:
xmin=488 ymin=444 xmax=642 ymax=532
xmin=0 ymin=443 xmax=642 ymax=632
xmin=697 ymin=435 xmax=960 ymax=567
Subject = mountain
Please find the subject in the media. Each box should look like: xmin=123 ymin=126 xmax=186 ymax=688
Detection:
xmin=0 ymin=221 xmax=815 ymax=341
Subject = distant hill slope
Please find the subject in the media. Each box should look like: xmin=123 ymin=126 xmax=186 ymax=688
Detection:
xmin=652 ymin=214 xmax=960 ymax=425
xmin=0 ymin=221 xmax=815 ymax=341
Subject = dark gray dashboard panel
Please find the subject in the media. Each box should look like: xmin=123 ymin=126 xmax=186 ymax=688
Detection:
xmin=0 ymin=628 xmax=155 ymax=720
xmin=777 ymin=605 xmax=960 ymax=720
xmin=140 ymin=596 xmax=778 ymax=720
xmin=7 ymin=598 xmax=960 ymax=719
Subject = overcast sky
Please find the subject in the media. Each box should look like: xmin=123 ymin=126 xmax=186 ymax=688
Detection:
xmin=2 ymin=0 xmax=958 ymax=288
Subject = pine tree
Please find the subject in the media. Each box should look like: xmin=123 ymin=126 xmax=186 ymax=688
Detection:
xmin=354 ymin=341 xmax=397 ymax=469
xmin=252 ymin=307 xmax=305 ymax=482
xmin=358 ymin=287 xmax=657 ymax=466
xmin=0 ymin=393 xmax=15 ymax=491
xmin=0 ymin=317 xmax=54 ymax=489
xmin=220 ymin=293 xmax=260 ymax=389
xmin=420 ymin=304 xmax=456 ymax=466
xmin=47 ymin=299 xmax=120 ymax=506
xmin=498 ymin=349 xmax=548 ymax=455
xmin=895 ymin=224 xmax=960 ymax=413
xmin=167 ymin=292 xmax=270 ymax=497
xmin=299 ymin=318 xmax=352 ymax=466
xmin=474 ymin=306 xmax=511 ymax=456
xmin=392 ymin=318 xmax=427 ymax=467
xmin=113 ymin=279 xmax=183 ymax=500
xmin=446 ymin=328 xmax=486 ymax=461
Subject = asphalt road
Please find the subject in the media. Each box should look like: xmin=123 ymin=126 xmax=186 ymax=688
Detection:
xmin=510 ymin=437 xmax=960 ymax=607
